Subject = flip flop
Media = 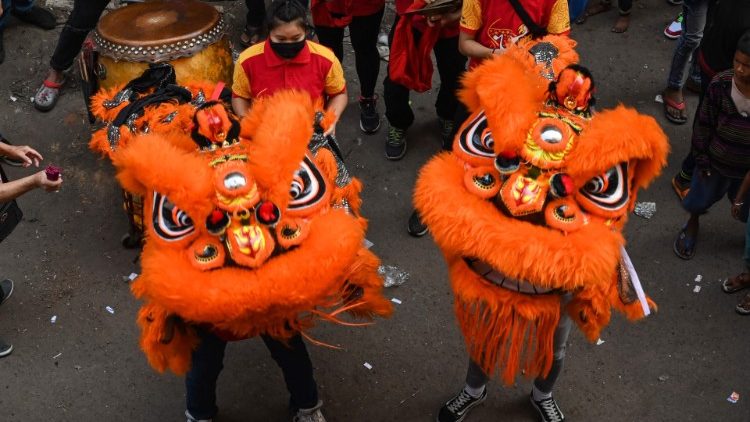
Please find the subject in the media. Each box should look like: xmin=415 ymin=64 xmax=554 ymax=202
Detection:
xmin=736 ymin=293 xmax=750 ymax=315
xmin=673 ymin=226 xmax=696 ymax=260
xmin=663 ymin=94 xmax=687 ymax=124
xmin=721 ymin=273 xmax=750 ymax=293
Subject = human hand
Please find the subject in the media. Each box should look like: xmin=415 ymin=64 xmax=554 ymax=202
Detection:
xmin=35 ymin=171 xmax=63 ymax=192
xmin=323 ymin=122 xmax=336 ymax=137
xmin=5 ymin=145 xmax=43 ymax=167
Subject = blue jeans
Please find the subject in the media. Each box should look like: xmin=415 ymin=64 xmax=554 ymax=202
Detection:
xmin=185 ymin=328 xmax=318 ymax=420
xmin=0 ymin=0 xmax=34 ymax=30
xmin=666 ymin=0 xmax=709 ymax=90
xmin=682 ymin=171 xmax=750 ymax=221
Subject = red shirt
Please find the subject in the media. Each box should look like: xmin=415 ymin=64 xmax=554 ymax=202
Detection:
xmin=395 ymin=0 xmax=460 ymax=39
xmin=232 ymin=40 xmax=346 ymax=101
xmin=460 ymin=0 xmax=571 ymax=68
xmin=315 ymin=0 xmax=384 ymax=18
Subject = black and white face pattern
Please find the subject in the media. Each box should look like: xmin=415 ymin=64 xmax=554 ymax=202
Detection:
xmin=287 ymin=156 xmax=327 ymax=211
xmin=458 ymin=112 xmax=495 ymax=159
xmin=578 ymin=162 xmax=629 ymax=213
xmin=152 ymin=192 xmax=195 ymax=241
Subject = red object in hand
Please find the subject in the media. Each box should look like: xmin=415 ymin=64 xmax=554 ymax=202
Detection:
xmin=45 ymin=165 xmax=61 ymax=181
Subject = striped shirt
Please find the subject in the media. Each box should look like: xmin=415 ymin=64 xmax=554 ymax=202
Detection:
xmin=692 ymin=70 xmax=750 ymax=179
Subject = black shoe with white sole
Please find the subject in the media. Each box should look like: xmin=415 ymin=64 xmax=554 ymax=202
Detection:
xmin=359 ymin=96 xmax=381 ymax=134
xmin=0 ymin=339 xmax=12 ymax=358
xmin=436 ymin=388 xmax=486 ymax=422
xmin=0 ymin=279 xmax=13 ymax=305
xmin=407 ymin=210 xmax=428 ymax=237
xmin=530 ymin=393 xmax=565 ymax=422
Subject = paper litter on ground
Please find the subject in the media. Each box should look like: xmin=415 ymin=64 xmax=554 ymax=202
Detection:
xmin=596 ymin=338 xmax=605 ymax=346
xmin=391 ymin=298 xmax=402 ymax=305
xmin=693 ymin=285 xmax=701 ymax=293
xmin=105 ymin=306 xmax=115 ymax=314
xmin=727 ymin=391 xmax=740 ymax=404
xmin=363 ymin=362 xmax=373 ymax=370
xmin=52 ymin=353 xmax=62 ymax=359
xmin=50 ymin=315 xmax=57 ymax=324
xmin=128 ymin=272 xmax=139 ymax=281
xmin=694 ymin=274 xmax=703 ymax=282
xmin=634 ymin=202 xmax=656 ymax=219
xmin=655 ymin=94 xmax=664 ymax=104
xmin=363 ymin=239 xmax=374 ymax=249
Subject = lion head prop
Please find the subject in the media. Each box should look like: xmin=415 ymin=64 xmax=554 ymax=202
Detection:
xmin=106 ymin=90 xmax=392 ymax=374
xmin=414 ymin=37 xmax=669 ymax=384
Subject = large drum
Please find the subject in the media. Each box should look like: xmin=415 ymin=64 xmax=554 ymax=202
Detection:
xmin=91 ymin=0 xmax=232 ymax=90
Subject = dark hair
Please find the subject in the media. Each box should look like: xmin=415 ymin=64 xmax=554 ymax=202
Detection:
xmin=738 ymin=29 xmax=750 ymax=56
xmin=266 ymin=0 xmax=308 ymax=31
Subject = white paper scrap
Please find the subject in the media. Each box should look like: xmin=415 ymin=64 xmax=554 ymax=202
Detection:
xmin=128 ymin=272 xmax=138 ymax=281
xmin=52 ymin=352 xmax=62 ymax=359
xmin=693 ymin=285 xmax=701 ymax=293
xmin=655 ymin=94 xmax=664 ymax=104
xmin=363 ymin=362 xmax=373 ymax=370
xmin=694 ymin=275 xmax=703 ymax=283
xmin=50 ymin=315 xmax=57 ymax=324
xmin=596 ymin=338 xmax=605 ymax=346
xmin=363 ymin=239 xmax=374 ymax=249
xmin=105 ymin=306 xmax=115 ymax=314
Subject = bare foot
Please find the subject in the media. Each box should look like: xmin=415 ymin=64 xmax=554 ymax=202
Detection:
xmin=576 ymin=1 xmax=612 ymax=24
xmin=612 ymin=14 xmax=630 ymax=33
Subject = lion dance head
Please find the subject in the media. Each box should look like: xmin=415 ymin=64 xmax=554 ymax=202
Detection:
xmin=93 ymin=87 xmax=392 ymax=374
xmin=414 ymin=37 xmax=669 ymax=384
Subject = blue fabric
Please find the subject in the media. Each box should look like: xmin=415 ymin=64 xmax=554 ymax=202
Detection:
xmin=666 ymin=0 xmax=709 ymax=90
xmin=568 ymin=0 xmax=589 ymax=22
xmin=682 ymin=170 xmax=750 ymax=221
xmin=0 ymin=0 xmax=35 ymax=30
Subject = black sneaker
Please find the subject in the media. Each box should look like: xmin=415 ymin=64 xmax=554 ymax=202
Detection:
xmin=385 ymin=125 xmax=407 ymax=160
xmin=0 ymin=339 xmax=12 ymax=358
xmin=12 ymin=6 xmax=57 ymax=30
xmin=437 ymin=387 xmax=487 ymax=422
xmin=530 ymin=394 xmax=565 ymax=422
xmin=407 ymin=210 xmax=428 ymax=237
xmin=359 ymin=96 xmax=381 ymax=134
xmin=439 ymin=118 xmax=455 ymax=151
xmin=0 ymin=279 xmax=13 ymax=306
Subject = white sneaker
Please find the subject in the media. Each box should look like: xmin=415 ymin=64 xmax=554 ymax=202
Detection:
xmin=664 ymin=13 xmax=683 ymax=39
xmin=185 ymin=410 xmax=212 ymax=422
xmin=293 ymin=400 xmax=326 ymax=422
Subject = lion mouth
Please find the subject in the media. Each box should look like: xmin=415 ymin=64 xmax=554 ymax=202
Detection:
xmin=464 ymin=257 xmax=556 ymax=295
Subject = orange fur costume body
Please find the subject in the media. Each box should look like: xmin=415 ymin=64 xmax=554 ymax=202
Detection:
xmin=413 ymin=37 xmax=669 ymax=385
xmin=94 ymin=88 xmax=392 ymax=375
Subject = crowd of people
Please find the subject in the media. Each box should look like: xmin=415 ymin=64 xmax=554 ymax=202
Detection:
xmin=0 ymin=0 xmax=748 ymax=421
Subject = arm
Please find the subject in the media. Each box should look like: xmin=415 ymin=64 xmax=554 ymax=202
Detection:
xmin=0 ymin=171 xmax=62 ymax=202
xmin=0 ymin=142 xmax=43 ymax=167
xmin=323 ymin=91 xmax=348 ymax=136
xmin=458 ymin=31 xmax=496 ymax=59
xmin=691 ymin=81 xmax=719 ymax=175
xmin=732 ymin=170 xmax=750 ymax=220
xmin=231 ymin=97 xmax=252 ymax=118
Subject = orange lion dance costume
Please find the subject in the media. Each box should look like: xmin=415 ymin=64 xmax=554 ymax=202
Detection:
xmin=414 ymin=38 xmax=669 ymax=385
xmin=105 ymin=89 xmax=392 ymax=374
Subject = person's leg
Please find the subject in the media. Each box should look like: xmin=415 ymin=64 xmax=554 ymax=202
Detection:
xmin=432 ymin=34 xmax=467 ymax=148
xmin=675 ymin=170 xmax=731 ymax=259
xmin=383 ymin=15 xmax=414 ymax=159
xmin=9 ymin=0 xmax=55 ymax=30
xmin=261 ymin=334 xmax=318 ymax=411
xmin=185 ymin=329 xmax=228 ymax=420
xmin=612 ymin=0 xmax=631 ymax=33
xmin=664 ymin=0 xmax=708 ymax=122
xmin=349 ymin=8 xmax=384 ymax=134
xmin=436 ymin=359 xmax=488 ymax=422
xmin=0 ymin=0 xmax=11 ymax=31
xmin=49 ymin=0 xmax=110 ymax=74
xmin=314 ymin=25 xmax=345 ymax=63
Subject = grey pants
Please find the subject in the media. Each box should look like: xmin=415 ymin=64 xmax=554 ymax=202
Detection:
xmin=465 ymin=296 xmax=573 ymax=394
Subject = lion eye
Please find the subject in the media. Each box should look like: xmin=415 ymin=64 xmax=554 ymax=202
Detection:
xmin=152 ymin=192 xmax=195 ymax=241
xmin=288 ymin=157 xmax=326 ymax=210
xmin=579 ymin=163 xmax=629 ymax=212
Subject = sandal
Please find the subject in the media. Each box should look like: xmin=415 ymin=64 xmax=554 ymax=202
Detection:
xmin=240 ymin=25 xmax=262 ymax=48
xmin=663 ymin=94 xmax=688 ymax=124
xmin=722 ymin=272 xmax=750 ymax=293
xmin=33 ymin=78 xmax=65 ymax=112
xmin=673 ymin=225 xmax=696 ymax=260
xmin=736 ymin=292 xmax=750 ymax=315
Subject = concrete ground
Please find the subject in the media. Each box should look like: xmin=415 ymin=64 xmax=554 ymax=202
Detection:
xmin=0 ymin=0 xmax=748 ymax=421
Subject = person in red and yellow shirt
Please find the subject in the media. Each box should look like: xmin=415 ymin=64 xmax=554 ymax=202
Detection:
xmin=459 ymin=0 xmax=570 ymax=69
xmin=232 ymin=0 xmax=347 ymax=135
xmin=313 ymin=0 xmax=385 ymax=134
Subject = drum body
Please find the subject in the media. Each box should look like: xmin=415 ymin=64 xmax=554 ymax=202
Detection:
xmin=92 ymin=0 xmax=232 ymax=89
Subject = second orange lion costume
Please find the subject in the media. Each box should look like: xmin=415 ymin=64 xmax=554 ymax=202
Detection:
xmin=103 ymin=89 xmax=392 ymax=374
xmin=414 ymin=38 xmax=669 ymax=385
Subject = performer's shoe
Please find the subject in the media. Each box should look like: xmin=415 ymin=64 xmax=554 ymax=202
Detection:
xmin=293 ymin=400 xmax=326 ymax=422
xmin=436 ymin=387 xmax=486 ymax=422
xmin=0 ymin=339 xmax=12 ymax=358
xmin=530 ymin=393 xmax=565 ymax=422
xmin=185 ymin=410 xmax=211 ymax=422
xmin=0 ymin=279 xmax=14 ymax=306
xmin=359 ymin=96 xmax=381 ymax=134
xmin=407 ymin=210 xmax=428 ymax=237
xmin=385 ymin=125 xmax=407 ymax=160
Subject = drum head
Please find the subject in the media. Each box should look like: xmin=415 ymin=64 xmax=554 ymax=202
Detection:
xmin=95 ymin=0 xmax=225 ymax=62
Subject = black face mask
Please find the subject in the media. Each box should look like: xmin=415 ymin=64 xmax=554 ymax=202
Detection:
xmin=269 ymin=40 xmax=306 ymax=59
